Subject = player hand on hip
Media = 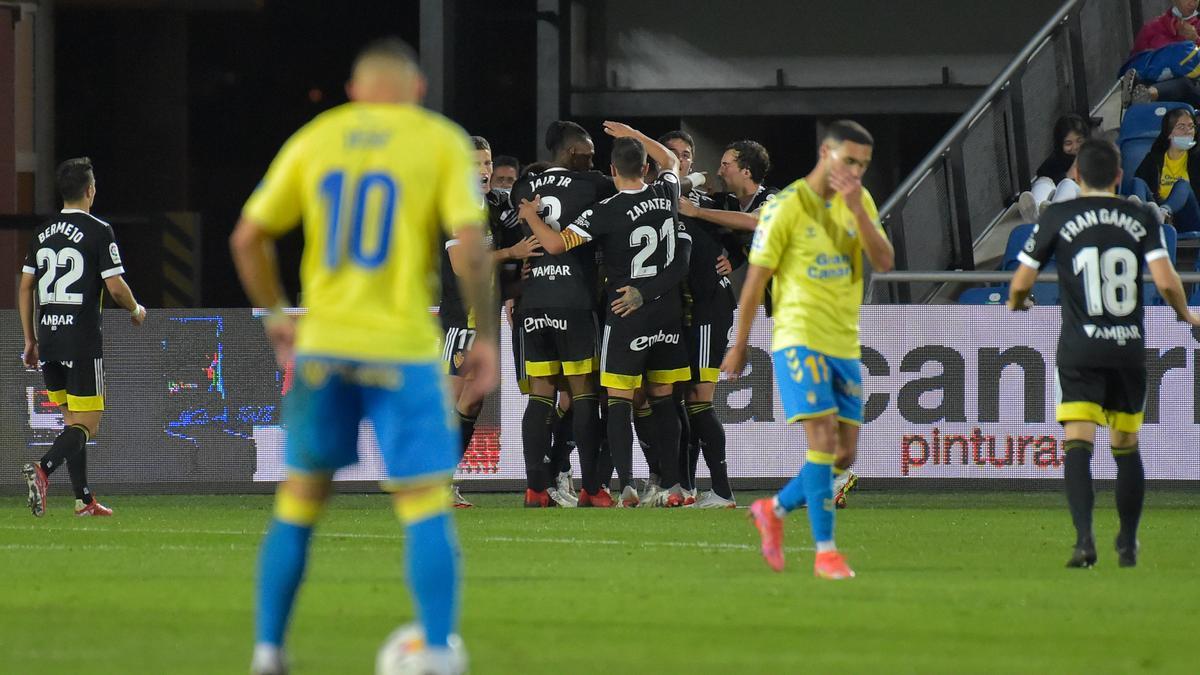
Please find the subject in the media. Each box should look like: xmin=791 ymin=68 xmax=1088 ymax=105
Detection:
xmin=715 ymin=255 xmax=733 ymax=277
xmin=611 ymin=286 xmax=644 ymax=317
xmin=720 ymin=343 xmax=748 ymax=379
xmin=263 ymin=311 xmax=297 ymax=370
xmin=131 ymin=304 xmax=147 ymax=326
xmin=22 ymin=341 xmax=38 ymax=369
xmin=461 ymin=339 xmax=500 ymax=401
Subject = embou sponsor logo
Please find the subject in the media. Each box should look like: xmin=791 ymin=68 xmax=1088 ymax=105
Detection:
xmin=525 ymin=315 xmax=568 ymax=332
xmin=629 ymin=330 xmax=679 ymax=352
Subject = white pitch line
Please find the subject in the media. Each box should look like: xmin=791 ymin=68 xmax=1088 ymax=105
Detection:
xmin=0 ymin=524 xmax=812 ymax=553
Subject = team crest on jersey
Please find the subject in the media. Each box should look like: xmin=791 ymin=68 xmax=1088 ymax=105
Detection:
xmin=109 ymin=243 xmax=122 ymax=265
xmin=453 ymin=351 xmax=466 ymax=369
xmin=301 ymin=360 xmax=331 ymax=388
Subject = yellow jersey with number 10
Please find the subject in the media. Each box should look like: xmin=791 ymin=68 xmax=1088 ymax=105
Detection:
xmin=748 ymin=177 xmax=883 ymax=360
xmin=242 ymin=102 xmax=484 ymax=362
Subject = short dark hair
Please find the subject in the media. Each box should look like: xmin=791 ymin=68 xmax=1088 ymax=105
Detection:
xmin=1075 ymin=138 xmax=1121 ymax=189
xmin=494 ymin=155 xmax=520 ymax=172
xmin=520 ymin=160 xmax=551 ymax=180
xmin=822 ymin=120 xmax=874 ymax=147
xmin=470 ymin=136 xmax=491 ymax=152
xmin=611 ymin=137 xmax=647 ymax=179
xmin=725 ymin=140 xmax=770 ymax=183
xmin=56 ymin=157 xmax=94 ymax=202
xmin=353 ymin=37 xmax=418 ymax=70
xmin=545 ymin=120 xmax=590 ymax=154
xmin=658 ymin=130 xmax=695 ymax=151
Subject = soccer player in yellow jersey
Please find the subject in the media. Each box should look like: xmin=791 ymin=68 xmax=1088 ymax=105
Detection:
xmin=230 ymin=39 xmax=496 ymax=675
xmin=722 ymin=121 xmax=893 ymax=580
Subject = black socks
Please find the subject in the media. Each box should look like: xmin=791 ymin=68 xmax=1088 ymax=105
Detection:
xmin=1112 ymin=445 xmax=1145 ymax=549
xmin=607 ymin=398 xmax=635 ymax=490
xmin=521 ymin=396 xmax=555 ymax=491
xmin=40 ymin=424 xmax=88 ymax=476
xmin=1063 ymin=439 xmax=1095 ymax=546
xmin=688 ymin=402 xmax=732 ymax=499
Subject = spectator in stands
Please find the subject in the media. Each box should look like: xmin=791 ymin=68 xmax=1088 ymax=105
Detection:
xmin=1122 ymin=1 xmax=1200 ymax=106
xmin=492 ymin=155 xmax=520 ymax=196
xmin=1017 ymin=114 xmax=1090 ymax=222
xmin=1132 ymin=107 xmax=1200 ymax=231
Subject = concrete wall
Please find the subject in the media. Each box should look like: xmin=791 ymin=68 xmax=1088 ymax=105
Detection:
xmin=590 ymin=0 xmax=1066 ymax=90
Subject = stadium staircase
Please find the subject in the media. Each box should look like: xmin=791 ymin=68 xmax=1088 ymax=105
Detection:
xmin=874 ymin=0 xmax=1165 ymax=305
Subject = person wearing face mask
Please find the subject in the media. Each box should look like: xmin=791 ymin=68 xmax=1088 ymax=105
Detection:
xmin=1018 ymin=114 xmax=1091 ymax=222
xmin=1122 ymin=1 xmax=1200 ymax=107
xmin=1134 ymin=108 xmax=1200 ymax=231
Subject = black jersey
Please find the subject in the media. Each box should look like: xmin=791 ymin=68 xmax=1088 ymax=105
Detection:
xmin=716 ymin=184 xmax=779 ymax=268
xmin=683 ymin=188 xmax=734 ymax=308
xmin=22 ymin=209 xmax=126 ymax=360
xmin=569 ymin=172 xmax=686 ymax=317
xmin=1022 ymin=196 xmax=1169 ymax=369
xmin=439 ymin=194 xmax=513 ymax=328
xmin=511 ymin=168 xmax=615 ymax=310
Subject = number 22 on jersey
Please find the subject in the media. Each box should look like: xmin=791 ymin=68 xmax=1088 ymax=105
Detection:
xmin=318 ymin=170 xmax=401 ymax=269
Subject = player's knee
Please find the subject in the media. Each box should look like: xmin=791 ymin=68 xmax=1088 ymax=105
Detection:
xmin=274 ymin=474 xmax=332 ymax=526
xmin=392 ymin=481 xmax=452 ymax=524
xmin=1110 ymin=431 xmax=1139 ymax=452
xmin=804 ymin=416 xmax=838 ymax=452
xmin=528 ymin=376 xmax=556 ymax=397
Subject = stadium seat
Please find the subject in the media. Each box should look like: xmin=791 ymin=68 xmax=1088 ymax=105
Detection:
xmin=958 ymin=286 xmax=1008 ymax=305
xmin=1145 ymin=223 xmax=1178 ymax=306
xmin=1118 ymin=102 xmax=1196 ymax=182
xmin=1000 ymin=224 xmax=1035 ymax=271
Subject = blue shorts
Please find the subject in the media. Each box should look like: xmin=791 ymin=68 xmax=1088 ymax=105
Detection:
xmin=772 ymin=346 xmax=863 ymax=425
xmin=284 ymin=357 xmax=458 ymax=484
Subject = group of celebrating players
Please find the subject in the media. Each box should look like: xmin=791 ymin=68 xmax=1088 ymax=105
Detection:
xmin=441 ymin=120 xmax=866 ymax=511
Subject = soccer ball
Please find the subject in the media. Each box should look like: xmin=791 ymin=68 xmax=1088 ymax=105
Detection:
xmin=375 ymin=623 xmax=468 ymax=675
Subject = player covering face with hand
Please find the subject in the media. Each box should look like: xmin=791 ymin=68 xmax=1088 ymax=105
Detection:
xmin=724 ymin=121 xmax=893 ymax=579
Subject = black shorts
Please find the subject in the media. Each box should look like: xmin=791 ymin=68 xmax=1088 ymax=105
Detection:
xmin=688 ymin=296 xmax=734 ymax=384
xmin=1056 ymin=366 xmax=1146 ymax=433
xmin=600 ymin=311 xmax=690 ymax=390
xmin=41 ymin=358 xmax=105 ymax=412
xmin=441 ymin=325 xmax=477 ymax=377
xmin=520 ymin=308 xmax=597 ymax=378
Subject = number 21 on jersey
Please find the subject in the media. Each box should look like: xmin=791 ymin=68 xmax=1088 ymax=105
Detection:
xmin=318 ymin=170 xmax=401 ymax=269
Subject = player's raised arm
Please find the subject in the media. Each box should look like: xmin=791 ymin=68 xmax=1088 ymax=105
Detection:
xmin=603 ymin=121 xmax=679 ymax=176
xmin=517 ymin=195 xmax=590 ymax=256
xmin=830 ymin=170 xmax=893 ymax=272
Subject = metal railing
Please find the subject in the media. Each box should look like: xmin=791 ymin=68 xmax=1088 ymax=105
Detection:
xmin=876 ymin=0 xmax=1139 ymax=303
xmin=871 ymin=271 xmax=1200 ymax=285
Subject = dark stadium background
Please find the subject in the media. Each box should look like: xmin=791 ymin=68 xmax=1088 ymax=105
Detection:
xmin=51 ymin=0 xmax=999 ymax=307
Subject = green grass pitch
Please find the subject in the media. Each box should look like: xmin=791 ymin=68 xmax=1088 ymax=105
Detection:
xmin=2 ymin=490 xmax=1198 ymax=674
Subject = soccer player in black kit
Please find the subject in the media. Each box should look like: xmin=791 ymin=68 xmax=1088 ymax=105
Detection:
xmin=521 ymin=121 xmax=692 ymax=507
xmin=19 ymin=158 xmax=146 ymax=517
xmin=510 ymin=121 xmax=616 ymax=507
xmin=1008 ymin=139 xmax=1200 ymax=568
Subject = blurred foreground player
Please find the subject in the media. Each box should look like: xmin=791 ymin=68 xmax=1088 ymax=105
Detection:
xmin=231 ymin=39 xmax=496 ymax=675
xmin=1008 ymin=138 xmax=1200 ymax=568
xmin=724 ymin=121 xmax=893 ymax=579
xmin=19 ymin=157 xmax=146 ymax=518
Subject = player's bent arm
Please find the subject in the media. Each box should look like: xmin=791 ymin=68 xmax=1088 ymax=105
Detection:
xmin=103 ymin=275 xmax=142 ymax=314
xmin=446 ymin=240 xmax=469 ymax=277
xmin=603 ymin=121 xmax=680 ymax=176
xmin=230 ymin=216 xmax=289 ymax=309
xmin=1006 ymin=263 xmax=1038 ymax=311
xmin=452 ymin=226 xmax=498 ymax=339
xmin=692 ymin=207 xmax=759 ymax=232
xmin=856 ymin=212 xmax=894 ymax=272
xmin=1148 ymin=257 xmax=1200 ymax=324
